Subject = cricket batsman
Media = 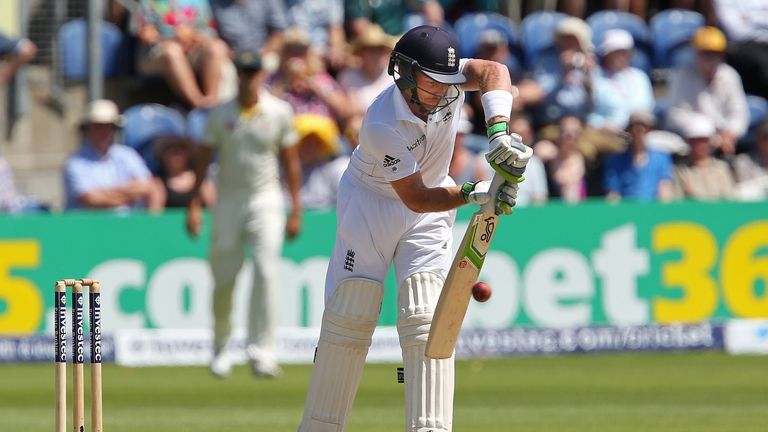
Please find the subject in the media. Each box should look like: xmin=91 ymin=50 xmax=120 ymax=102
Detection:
xmin=297 ymin=25 xmax=532 ymax=432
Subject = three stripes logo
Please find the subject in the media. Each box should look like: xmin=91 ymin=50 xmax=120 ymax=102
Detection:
xmin=383 ymin=154 xmax=400 ymax=171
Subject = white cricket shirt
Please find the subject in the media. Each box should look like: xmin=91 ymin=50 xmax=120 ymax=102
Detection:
xmin=204 ymin=91 xmax=297 ymax=195
xmin=347 ymin=60 xmax=468 ymax=199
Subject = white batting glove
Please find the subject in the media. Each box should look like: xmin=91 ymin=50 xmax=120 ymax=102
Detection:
xmin=461 ymin=181 xmax=519 ymax=215
xmin=486 ymin=132 xmax=534 ymax=171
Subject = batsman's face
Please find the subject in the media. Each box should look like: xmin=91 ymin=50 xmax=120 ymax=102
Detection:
xmin=412 ymin=71 xmax=450 ymax=110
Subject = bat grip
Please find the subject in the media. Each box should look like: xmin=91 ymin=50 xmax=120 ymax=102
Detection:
xmin=480 ymin=172 xmax=506 ymax=213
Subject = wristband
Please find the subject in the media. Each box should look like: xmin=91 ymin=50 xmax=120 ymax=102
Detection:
xmin=481 ymin=89 xmax=514 ymax=123
xmin=460 ymin=181 xmax=476 ymax=203
xmin=486 ymin=122 xmax=508 ymax=139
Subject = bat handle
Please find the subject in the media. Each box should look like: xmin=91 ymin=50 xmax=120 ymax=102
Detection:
xmin=480 ymin=172 xmax=506 ymax=214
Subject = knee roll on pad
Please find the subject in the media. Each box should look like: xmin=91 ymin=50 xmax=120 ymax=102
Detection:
xmin=398 ymin=272 xmax=454 ymax=432
xmin=298 ymin=278 xmax=384 ymax=432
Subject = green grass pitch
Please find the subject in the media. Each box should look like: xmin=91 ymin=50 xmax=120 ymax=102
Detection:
xmin=3 ymin=352 xmax=767 ymax=431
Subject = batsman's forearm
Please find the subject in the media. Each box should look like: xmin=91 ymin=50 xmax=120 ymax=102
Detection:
xmin=462 ymin=59 xmax=514 ymax=95
xmin=404 ymin=186 xmax=467 ymax=213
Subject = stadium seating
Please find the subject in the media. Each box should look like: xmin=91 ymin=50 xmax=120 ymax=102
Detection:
xmin=649 ymin=9 xmax=705 ymax=68
xmin=520 ymin=11 xmax=567 ymax=68
xmin=186 ymin=108 xmax=209 ymax=142
xmin=587 ymin=10 xmax=652 ymax=73
xmin=401 ymin=13 xmax=455 ymax=34
xmin=122 ymin=104 xmax=186 ymax=173
xmin=738 ymin=94 xmax=768 ymax=150
xmin=453 ymin=13 xmax=519 ymax=57
xmin=747 ymin=95 xmax=768 ymax=130
xmin=57 ymin=18 xmax=128 ymax=81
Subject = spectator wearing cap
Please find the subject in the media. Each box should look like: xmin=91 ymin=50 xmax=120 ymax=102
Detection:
xmin=64 ymin=100 xmax=156 ymax=210
xmin=187 ymin=51 xmax=302 ymax=379
xmin=130 ymin=0 xmax=233 ymax=108
xmin=673 ymin=114 xmax=736 ymax=200
xmin=292 ymin=113 xmax=350 ymax=209
xmin=0 ymin=31 xmax=36 ymax=84
xmin=518 ymin=17 xmax=596 ymax=126
xmin=603 ymin=111 xmax=674 ymax=202
xmin=267 ymin=28 xmax=351 ymax=122
xmin=732 ymin=119 xmax=768 ymax=200
xmin=666 ymin=26 xmax=749 ymax=157
xmin=590 ymin=29 xmax=654 ymax=134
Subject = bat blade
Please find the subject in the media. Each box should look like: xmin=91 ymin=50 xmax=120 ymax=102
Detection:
xmin=426 ymin=205 xmax=499 ymax=359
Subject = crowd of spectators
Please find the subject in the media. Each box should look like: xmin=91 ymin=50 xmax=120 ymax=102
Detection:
xmin=2 ymin=0 xmax=768 ymax=214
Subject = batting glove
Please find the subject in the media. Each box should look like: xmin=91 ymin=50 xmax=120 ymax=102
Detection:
xmin=485 ymin=125 xmax=534 ymax=173
xmin=461 ymin=181 xmax=519 ymax=215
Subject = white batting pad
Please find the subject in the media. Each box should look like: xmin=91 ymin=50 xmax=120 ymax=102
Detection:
xmin=398 ymin=272 xmax=454 ymax=432
xmin=298 ymin=278 xmax=384 ymax=432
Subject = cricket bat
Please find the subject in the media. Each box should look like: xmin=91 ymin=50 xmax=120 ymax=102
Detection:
xmin=426 ymin=169 xmax=520 ymax=359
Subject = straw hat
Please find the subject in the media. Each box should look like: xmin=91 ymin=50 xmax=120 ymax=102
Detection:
xmin=80 ymin=99 xmax=123 ymax=127
xmin=555 ymin=17 xmax=594 ymax=52
xmin=351 ymin=24 xmax=396 ymax=54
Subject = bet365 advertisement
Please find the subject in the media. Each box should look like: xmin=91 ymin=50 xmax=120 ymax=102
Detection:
xmin=1 ymin=200 xmax=767 ymax=337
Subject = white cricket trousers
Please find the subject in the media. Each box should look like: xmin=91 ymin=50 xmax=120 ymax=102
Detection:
xmin=209 ymin=188 xmax=285 ymax=363
xmin=325 ymin=171 xmax=456 ymax=298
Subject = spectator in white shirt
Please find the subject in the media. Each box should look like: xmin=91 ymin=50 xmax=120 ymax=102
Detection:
xmin=590 ymin=29 xmax=655 ymax=134
xmin=665 ymin=26 xmax=749 ymax=157
xmin=714 ymin=0 xmax=768 ymax=99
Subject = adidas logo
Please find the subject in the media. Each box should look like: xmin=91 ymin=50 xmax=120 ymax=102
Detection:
xmin=383 ymin=155 xmax=400 ymax=167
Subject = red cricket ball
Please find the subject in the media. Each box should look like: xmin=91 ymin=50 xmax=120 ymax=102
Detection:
xmin=472 ymin=281 xmax=492 ymax=303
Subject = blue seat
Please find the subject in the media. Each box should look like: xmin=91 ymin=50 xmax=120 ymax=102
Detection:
xmin=587 ymin=10 xmax=652 ymax=73
xmin=650 ymin=9 xmax=704 ymax=68
xmin=57 ymin=18 xmax=128 ymax=81
xmin=453 ymin=13 xmax=519 ymax=57
xmin=520 ymin=11 xmax=568 ymax=68
xmin=746 ymin=95 xmax=768 ymax=130
xmin=186 ymin=108 xmax=209 ymax=142
xmin=122 ymin=104 xmax=186 ymax=172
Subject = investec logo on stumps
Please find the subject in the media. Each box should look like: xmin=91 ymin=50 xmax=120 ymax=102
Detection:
xmin=90 ymin=292 xmax=102 ymax=363
xmin=55 ymin=292 xmax=67 ymax=363
xmin=73 ymin=292 xmax=85 ymax=364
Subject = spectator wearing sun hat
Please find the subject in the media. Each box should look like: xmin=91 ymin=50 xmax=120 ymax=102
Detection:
xmin=666 ymin=26 xmax=749 ymax=157
xmin=291 ymin=113 xmax=349 ymax=209
xmin=589 ymin=29 xmax=654 ymax=134
xmin=337 ymin=24 xmax=396 ymax=117
xmin=64 ymin=99 xmax=155 ymax=210
xmin=673 ymin=114 xmax=736 ymax=200
xmin=519 ymin=16 xmax=597 ymax=127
